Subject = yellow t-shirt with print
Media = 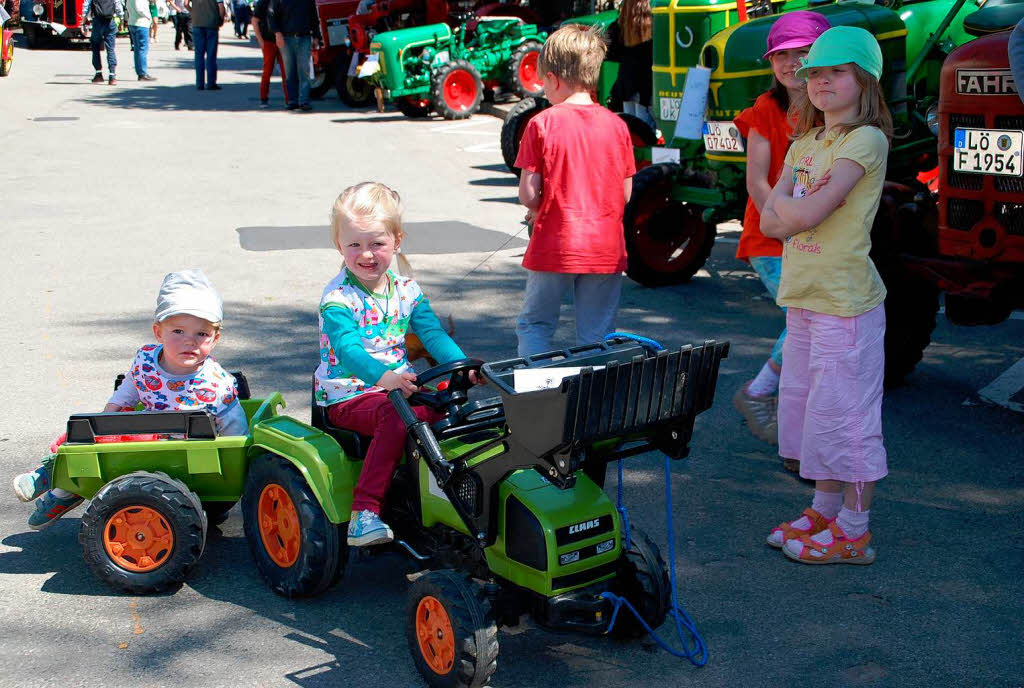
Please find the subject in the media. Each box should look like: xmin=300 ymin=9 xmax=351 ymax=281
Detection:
xmin=777 ymin=125 xmax=889 ymax=317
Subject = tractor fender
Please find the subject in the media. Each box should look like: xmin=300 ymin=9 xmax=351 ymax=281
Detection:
xmin=249 ymin=415 xmax=357 ymax=524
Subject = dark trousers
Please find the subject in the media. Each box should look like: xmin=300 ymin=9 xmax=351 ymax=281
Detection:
xmin=174 ymin=13 xmax=193 ymax=49
xmin=90 ymin=16 xmax=117 ymax=74
xmin=192 ymin=26 xmax=218 ymax=87
xmin=327 ymin=393 xmax=444 ymax=514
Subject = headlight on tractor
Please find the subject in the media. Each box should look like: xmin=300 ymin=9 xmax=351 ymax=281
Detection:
xmin=33 ymin=3 xmax=45 ymax=15
xmin=926 ymin=104 xmax=940 ymax=136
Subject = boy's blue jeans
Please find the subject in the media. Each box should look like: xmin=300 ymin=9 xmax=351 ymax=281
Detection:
xmin=749 ymin=256 xmax=786 ymax=367
xmin=515 ymin=270 xmax=623 ymax=358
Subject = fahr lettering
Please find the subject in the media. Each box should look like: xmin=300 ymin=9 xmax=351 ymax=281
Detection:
xmin=568 ymin=519 xmax=601 ymax=535
xmin=956 ymin=69 xmax=1017 ymax=96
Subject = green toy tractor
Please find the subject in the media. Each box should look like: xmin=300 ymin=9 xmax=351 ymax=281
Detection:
xmin=365 ymin=16 xmax=547 ymax=119
xmin=49 ymin=338 xmax=728 ymax=688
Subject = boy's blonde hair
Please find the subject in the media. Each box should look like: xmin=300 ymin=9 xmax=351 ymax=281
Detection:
xmin=331 ymin=182 xmax=404 ymax=248
xmin=793 ymin=64 xmax=894 ymax=141
xmin=538 ymin=24 xmax=607 ymax=91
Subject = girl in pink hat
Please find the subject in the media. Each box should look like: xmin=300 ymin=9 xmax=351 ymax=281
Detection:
xmin=732 ymin=11 xmax=830 ymax=454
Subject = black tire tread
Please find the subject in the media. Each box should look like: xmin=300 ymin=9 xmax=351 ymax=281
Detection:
xmin=241 ymin=453 xmax=346 ymax=598
xmin=610 ymin=526 xmax=671 ymax=638
xmin=431 ymin=59 xmax=483 ymax=121
xmin=406 ymin=570 xmax=499 ymax=688
xmin=499 ymin=96 xmax=549 ymax=175
xmin=505 ymin=41 xmax=542 ymax=99
xmin=79 ymin=471 xmax=207 ymax=595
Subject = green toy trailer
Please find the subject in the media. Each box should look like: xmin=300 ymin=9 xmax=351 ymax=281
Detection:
xmin=365 ymin=16 xmax=547 ymax=119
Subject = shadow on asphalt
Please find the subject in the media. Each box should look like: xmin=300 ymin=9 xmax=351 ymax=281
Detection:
xmin=236 ymin=222 xmax=528 ymax=254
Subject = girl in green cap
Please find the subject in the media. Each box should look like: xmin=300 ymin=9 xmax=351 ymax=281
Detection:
xmin=759 ymin=26 xmax=892 ymax=565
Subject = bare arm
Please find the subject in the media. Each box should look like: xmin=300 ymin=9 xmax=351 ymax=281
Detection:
xmin=519 ymin=169 xmax=542 ymax=212
xmin=761 ymin=159 xmax=865 ymax=239
xmin=623 ymin=176 xmax=632 ymax=205
xmin=745 ymin=129 xmax=773 ymax=213
xmin=758 ymin=164 xmax=795 ymax=239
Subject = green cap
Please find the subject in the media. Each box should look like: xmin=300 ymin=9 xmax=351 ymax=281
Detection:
xmin=795 ymin=26 xmax=883 ymax=81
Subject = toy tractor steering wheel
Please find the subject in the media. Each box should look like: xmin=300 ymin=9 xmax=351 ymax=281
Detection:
xmin=409 ymin=358 xmax=484 ymax=417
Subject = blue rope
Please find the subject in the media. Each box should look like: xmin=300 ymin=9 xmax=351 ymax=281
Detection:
xmin=616 ymin=459 xmax=632 ymax=551
xmin=603 ymin=454 xmax=708 ymax=666
xmin=604 ymin=331 xmax=664 ymax=355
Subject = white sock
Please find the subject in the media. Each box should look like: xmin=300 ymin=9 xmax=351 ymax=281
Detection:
xmin=747 ymin=361 xmax=780 ymax=397
xmin=51 ymin=488 xmax=75 ymax=499
xmin=836 ymin=507 xmax=870 ymax=540
xmin=811 ymin=490 xmax=843 ymax=520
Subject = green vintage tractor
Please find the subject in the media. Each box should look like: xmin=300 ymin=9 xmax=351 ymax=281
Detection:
xmin=364 ymin=16 xmax=547 ymax=119
xmin=624 ymin=0 xmax=980 ymax=291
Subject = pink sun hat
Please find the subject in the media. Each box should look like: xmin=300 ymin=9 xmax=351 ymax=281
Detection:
xmin=763 ymin=11 xmax=831 ymax=60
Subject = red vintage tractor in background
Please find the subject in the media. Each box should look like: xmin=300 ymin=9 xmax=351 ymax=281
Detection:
xmin=312 ymin=0 xmax=540 ymax=105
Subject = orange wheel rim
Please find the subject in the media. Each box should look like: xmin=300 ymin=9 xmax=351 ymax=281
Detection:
xmin=103 ymin=506 xmax=174 ymax=572
xmin=415 ymin=596 xmax=455 ymax=675
xmin=257 ymin=483 xmax=300 ymax=568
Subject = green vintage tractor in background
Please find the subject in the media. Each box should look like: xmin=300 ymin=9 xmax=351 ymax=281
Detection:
xmin=624 ymin=0 xmax=987 ymax=384
xmin=364 ymin=16 xmax=547 ymax=119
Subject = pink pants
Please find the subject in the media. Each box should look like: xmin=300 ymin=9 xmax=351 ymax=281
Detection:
xmin=778 ymin=303 xmax=888 ymax=483
xmin=327 ymin=393 xmax=444 ymax=514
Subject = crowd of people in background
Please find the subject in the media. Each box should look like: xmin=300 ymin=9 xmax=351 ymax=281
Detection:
xmin=77 ymin=0 xmax=319 ymax=110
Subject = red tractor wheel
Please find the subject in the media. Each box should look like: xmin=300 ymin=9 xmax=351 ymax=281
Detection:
xmin=624 ymin=163 xmax=716 ymax=287
xmin=499 ymin=96 xmax=550 ymax=175
xmin=431 ymin=59 xmax=483 ymax=120
xmin=507 ymin=42 xmax=543 ymax=99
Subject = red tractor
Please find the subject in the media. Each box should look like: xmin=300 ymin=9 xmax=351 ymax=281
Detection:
xmin=312 ymin=0 xmax=539 ymax=104
xmin=19 ymin=0 xmax=87 ymax=47
xmin=874 ymin=2 xmax=1024 ymax=383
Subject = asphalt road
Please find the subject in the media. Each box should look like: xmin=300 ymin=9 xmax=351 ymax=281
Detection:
xmin=1 ymin=30 xmax=1023 ymax=688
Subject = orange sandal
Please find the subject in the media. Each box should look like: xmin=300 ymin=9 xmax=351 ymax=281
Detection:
xmin=765 ymin=508 xmax=830 ymax=549
xmin=783 ymin=521 xmax=876 ymax=565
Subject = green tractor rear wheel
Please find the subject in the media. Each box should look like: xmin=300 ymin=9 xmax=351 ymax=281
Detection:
xmin=406 ymin=570 xmax=498 ymax=688
xmin=624 ymin=163 xmax=716 ymax=287
xmin=80 ymin=471 xmax=207 ymax=595
xmin=506 ymin=41 xmax=543 ymax=99
xmin=609 ymin=526 xmax=671 ymax=638
xmin=432 ymin=59 xmax=483 ymax=120
xmin=241 ymin=453 xmax=346 ymax=597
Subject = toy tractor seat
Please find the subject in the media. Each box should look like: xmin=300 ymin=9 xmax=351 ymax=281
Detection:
xmin=114 ymin=370 xmax=251 ymax=401
xmin=309 ymin=379 xmax=371 ymax=460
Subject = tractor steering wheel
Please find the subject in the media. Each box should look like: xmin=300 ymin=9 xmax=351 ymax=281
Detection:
xmin=408 ymin=358 xmax=484 ymax=416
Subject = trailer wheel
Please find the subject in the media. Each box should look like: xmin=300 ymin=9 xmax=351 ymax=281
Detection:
xmin=310 ymin=66 xmax=333 ymax=99
xmin=499 ymin=96 xmax=550 ymax=175
xmin=432 ymin=59 xmax=483 ymax=120
xmin=406 ymin=570 xmax=498 ymax=688
xmin=506 ymin=41 xmax=543 ymax=99
xmin=624 ymin=163 xmax=716 ymax=287
xmin=79 ymin=471 xmax=207 ymax=594
xmin=241 ymin=453 xmax=346 ymax=597
xmin=397 ymin=95 xmax=433 ymax=118
xmin=609 ymin=526 xmax=671 ymax=638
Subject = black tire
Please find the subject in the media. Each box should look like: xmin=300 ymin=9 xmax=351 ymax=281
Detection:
xmin=506 ymin=41 xmax=543 ymax=99
xmin=397 ymin=95 xmax=432 ymax=118
xmin=499 ymin=96 xmax=549 ymax=175
xmin=617 ymin=112 xmax=658 ymax=147
xmin=79 ymin=471 xmax=207 ymax=595
xmin=309 ymin=65 xmax=333 ymax=99
xmin=431 ymin=59 xmax=483 ymax=120
xmin=406 ymin=570 xmax=499 ymax=688
xmin=241 ymin=453 xmax=346 ymax=597
xmin=609 ymin=526 xmax=671 ymax=638
xmin=624 ymin=163 xmax=716 ymax=287
xmin=336 ymin=65 xmax=374 ymax=107
xmin=870 ymin=181 xmax=940 ymax=387
xmin=202 ymin=501 xmax=236 ymax=526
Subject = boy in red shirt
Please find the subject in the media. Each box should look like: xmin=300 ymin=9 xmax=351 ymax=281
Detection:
xmin=514 ymin=24 xmax=636 ymax=356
